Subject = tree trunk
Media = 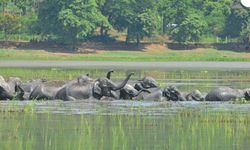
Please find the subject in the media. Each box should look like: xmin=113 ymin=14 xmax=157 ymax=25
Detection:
xmin=21 ymin=7 xmax=27 ymax=16
xmin=136 ymin=33 xmax=140 ymax=48
xmin=162 ymin=16 xmax=166 ymax=34
xmin=100 ymin=25 xmax=104 ymax=36
xmin=125 ymin=27 xmax=131 ymax=44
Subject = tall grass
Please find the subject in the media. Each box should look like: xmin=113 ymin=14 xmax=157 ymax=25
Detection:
xmin=0 ymin=111 xmax=249 ymax=150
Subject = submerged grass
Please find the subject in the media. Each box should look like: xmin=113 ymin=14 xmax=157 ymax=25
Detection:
xmin=1 ymin=48 xmax=250 ymax=61
xmin=0 ymin=111 xmax=249 ymax=150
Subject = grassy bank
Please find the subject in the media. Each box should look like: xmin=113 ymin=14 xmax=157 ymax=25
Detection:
xmin=1 ymin=48 xmax=250 ymax=61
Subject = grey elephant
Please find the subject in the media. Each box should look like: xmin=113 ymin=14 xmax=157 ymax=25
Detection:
xmin=107 ymin=71 xmax=152 ymax=100
xmin=134 ymin=76 xmax=158 ymax=91
xmin=122 ymin=76 xmax=159 ymax=100
xmin=55 ymin=72 xmax=134 ymax=101
xmin=146 ymin=85 xmax=186 ymax=101
xmin=138 ymin=85 xmax=204 ymax=101
xmin=205 ymin=87 xmax=250 ymax=101
xmin=119 ymin=84 xmax=151 ymax=100
xmin=184 ymin=89 xmax=205 ymax=101
xmin=29 ymin=80 xmax=66 ymax=100
xmin=0 ymin=76 xmax=24 ymax=100
xmin=21 ymin=79 xmax=47 ymax=100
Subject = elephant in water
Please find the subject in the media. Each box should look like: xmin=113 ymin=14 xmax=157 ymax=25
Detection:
xmin=137 ymin=85 xmax=204 ymax=101
xmin=0 ymin=76 xmax=24 ymax=100
xmin=134 ymin=76 xmax=158 ymax=91
xmin=29 ymin=80 xmax=66 ymax=100
xmin=107 ymin=71 xmax=152 ymax=100
xmin=205 ymin=87 xmax=250 ymax=101
xmin=55 ymin=72 xmax=134 ymax=101
xmin=119 ymin=84 xmax=151 ymax=100
xmin=21 ymin=79 xmax=47 ymax=100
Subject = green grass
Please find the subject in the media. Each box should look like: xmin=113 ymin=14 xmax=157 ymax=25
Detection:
xmin=1 ymin=48 xmax=250 ymax=61
xmin=0 ymin=111 xmax=249 ymax=150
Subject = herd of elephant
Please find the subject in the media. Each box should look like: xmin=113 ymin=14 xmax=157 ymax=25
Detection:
xmin=1 ymin=70 xmax=250 ymax=102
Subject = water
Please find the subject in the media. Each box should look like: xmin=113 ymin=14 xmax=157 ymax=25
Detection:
xmin=1 ymin=67 xmax=250 ymax=149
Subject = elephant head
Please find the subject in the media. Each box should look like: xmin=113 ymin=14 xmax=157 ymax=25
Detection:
xmin=243 ymin=88 xmax=250 ymax=100
xmin=135 ymin=76 xmax=158 ymax=91
xmin=120 ymin=84 xmax=151 ymax=100
xmin=162 ymin=85 xmax=185 ymax=101
xmin=185 ymin=90 xmax=204 ymax=101
xmin=93 ymin=72 xmax=134 ymax=99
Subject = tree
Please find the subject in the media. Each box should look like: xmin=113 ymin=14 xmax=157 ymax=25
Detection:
xmin=241 ymin=18 xmax=250 ymax=44
xmin=224 ymin=0 xmax=250 ymax=39
xmin=0 ymin=13 xmax=21 ymax=39
xmin=37 ymin=0 xmax=110 ymax=49
xmin=0 ymin=0 xmax=8 ymax=13
xmin=96 ymin=0 xmax=114 ymax=36
xmin=171 ymin=13 xmax=207 ymax=43
xmin=128 ymin=9 xmax=161 ymax=45
xmin=110 ymin=0 xmax=161 ymax=45
xmin=203 ymin=0 xmax=231 ymax=37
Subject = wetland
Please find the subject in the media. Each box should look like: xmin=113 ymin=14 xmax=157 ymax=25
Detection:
xmin=0 ymin=66 xmax=250 ymax=150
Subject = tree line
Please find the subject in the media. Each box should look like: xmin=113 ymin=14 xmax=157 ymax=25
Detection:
xmin=0 ymin=0 xmax=250 ymax=48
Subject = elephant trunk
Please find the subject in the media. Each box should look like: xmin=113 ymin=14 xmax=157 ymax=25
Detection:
xmin=111 ymin=72 xmax=134 ymax=91
xmin=14 ymin=85 xmax=24 ymax=100
xmin=106 ymin=70 xmax=114 ymax=80
xmin=133 ymin=89 xmax=151 ymax=97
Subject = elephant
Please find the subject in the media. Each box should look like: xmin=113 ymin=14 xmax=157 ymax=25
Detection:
xmin=162 ymin=85 xmax=204 ymax=101
xmin=119 ymin=84 xmax=151 ymax=100
xmin=137 ymin=85 xmax=204 ymax=101
xmin=29 ymin=80 xmax=66 ymax=100
xmin=205 ymin=87 xmax=250 ymax=101
xmin=55 ymin=72 xmax=134 ymax=101
xmin=107 ymin=71 xmax=152 ymax=100
xmin=21 ymin=79 xmax=47 ymax=100
xmin=142 ymin=85 xmax=186 ymax=101
xmin=0 ymin=76 xmax=24 ymax=100
xmin=184 ymin=89 xmax=205 ymax=101
xmin=134 ymin=76 xmax=158 ymax=91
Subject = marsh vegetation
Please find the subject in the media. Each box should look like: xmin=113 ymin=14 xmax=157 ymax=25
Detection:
xmin=0 ymin=110 xmax=249 ymax=150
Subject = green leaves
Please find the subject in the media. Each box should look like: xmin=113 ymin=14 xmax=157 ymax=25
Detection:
xmin=171 ymin=13 xmax=207 ymax=43
xmin=38 ymin=0 xmax=109 ymax=47
xmin=0 ymin=13 xmax=21 ymax=35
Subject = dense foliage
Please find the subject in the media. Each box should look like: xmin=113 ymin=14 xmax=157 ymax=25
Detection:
xmin=0 ymin=0 xmax=250 ymax=46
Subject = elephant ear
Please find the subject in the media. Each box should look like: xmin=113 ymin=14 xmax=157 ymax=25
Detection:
xmin=93 ymin=81 xmax=102 ymax=96
xmin=244 ymin=90 xmax=250 ymax=100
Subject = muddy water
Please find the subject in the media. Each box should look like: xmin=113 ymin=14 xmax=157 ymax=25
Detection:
xmin=1 ymin=67 xmax=250 ymax=149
